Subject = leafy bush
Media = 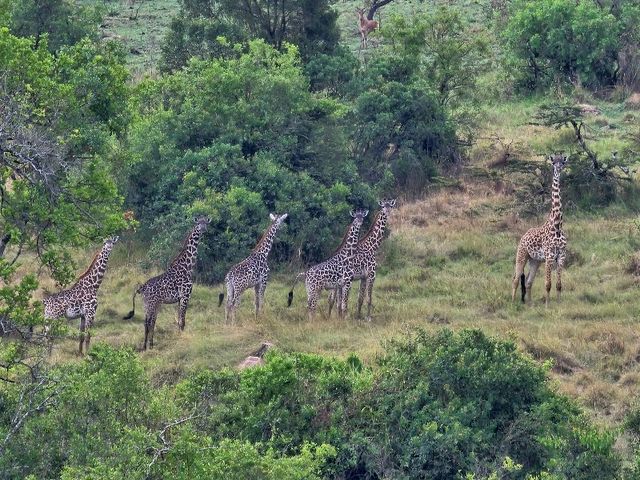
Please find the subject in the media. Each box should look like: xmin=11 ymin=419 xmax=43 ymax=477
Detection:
xmin=504 ymin=0 xmax=621 ymax=90
xmin=127 ymin=40 xmax=376 ymax=280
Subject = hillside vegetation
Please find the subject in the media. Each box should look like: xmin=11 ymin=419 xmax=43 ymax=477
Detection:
xmin=2 ymin=0 xmax=640 ymax=478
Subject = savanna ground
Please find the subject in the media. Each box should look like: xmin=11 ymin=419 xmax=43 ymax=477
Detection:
xmin=37 ymin=92 xmax=640 ymax=438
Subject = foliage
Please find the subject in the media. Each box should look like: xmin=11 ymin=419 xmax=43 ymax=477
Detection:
xmin=160 ymin=0 xmax=339 ymax=71
xmin=382 ymin=7 xmax=491 ymax=108
xmin=9 ymin=0 xmax=101 ymax=53
xmin=128 ymin=40 xmax=375 ymax=280
xmin=531 ymin=102 xmax=635 ymax=208
xmin=173 ymin=329 xmax=620 ymax=479
xmin=0 ymin=28 xmax=129 ymax=283
xmin=350 ymin=77 xmax=457 ymax=196
xmin=504 ymin=0 xmax=622 ymax=90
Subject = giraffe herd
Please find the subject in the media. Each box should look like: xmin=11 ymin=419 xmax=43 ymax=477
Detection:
xmin=42 ymin=154 xmax=568 ymax=354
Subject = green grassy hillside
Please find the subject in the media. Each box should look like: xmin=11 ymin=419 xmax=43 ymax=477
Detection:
xmin=43 ymin=95 xmax=640 ymax=430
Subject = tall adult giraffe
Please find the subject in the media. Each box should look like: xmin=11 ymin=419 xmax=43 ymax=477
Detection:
xmin=288 ymin=209 xmax=368 ymax=321
xmin=512 ymin=154 xmax=568 ymax=306
xmin=43 ymin=236 xmax=119 ymax=354
xmin=123 ymin=216 xmax=210 ymax=350
xmin=219 ymin=213 xmax=288 ymax=324
xmin=328 ymin=199 xmax=396 ymax=320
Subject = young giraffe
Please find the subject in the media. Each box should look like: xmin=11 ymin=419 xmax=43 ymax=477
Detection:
xmin=288 ymin=209 xmax=368 ymax=321
xmin=328 ymin=199 xmax=396 ymax=320
xmin=218 ymin=213 xmax=288 ymax=324
xmin=123 ymin=216 xmax=210 ymax=350
xmin=43 ymin=236 xmax=119 ymax=354
xmin=512 ymin=154 xmax=568 ymax=306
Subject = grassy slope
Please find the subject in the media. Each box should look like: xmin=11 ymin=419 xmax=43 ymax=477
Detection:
xmin=57 ymin=0 xmax=640 ymax=430
xmin=45 ymin=96 xmax=640 ymax=430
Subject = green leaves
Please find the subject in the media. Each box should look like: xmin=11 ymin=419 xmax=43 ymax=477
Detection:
xmin=504 ymin=0 xmax=622 ymax=89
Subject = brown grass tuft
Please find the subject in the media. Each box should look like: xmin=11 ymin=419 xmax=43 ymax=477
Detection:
xmin=626 ymin=252 xmax=640 ymax=277
xmin=522 ymin=340 xmax=582 ymax=375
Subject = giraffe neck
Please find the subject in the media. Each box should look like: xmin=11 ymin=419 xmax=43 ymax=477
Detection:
xmin=76 ymin=243 xmax=114 ymax=291
xmin=336 ymin=218 xmax=363 ymax=262
xmin=547 ymin=165 xmax=563 ymax=234
xmin=358 ymin=210 xmax=388 ymax=253
xmin=171 ymin=226 xmax=203 ymax=272
xmin=253 ymin=221 xmax=279 ymax=257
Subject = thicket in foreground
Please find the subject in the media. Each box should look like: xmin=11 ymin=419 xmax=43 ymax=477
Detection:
xmin=0 ymin=329 xmax=621 ymax=479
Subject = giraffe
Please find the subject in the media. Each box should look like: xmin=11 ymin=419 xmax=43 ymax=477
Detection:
xmin=123 ymin=216 xmax=210 ymax=350
xmin=288 ymin=209 xmax=368 ymax=321
xmin=512 ymin=154 xmax=568 ymax=306
xmin=356 ymin=7 xmax=378 ymax=49
xmin=218 ymin=213 xmax=288 ymax=324
xmin=43 ymin=236 xmax=119 ymax=354
xmin=328 ymin=199 xmax=396 ymax=320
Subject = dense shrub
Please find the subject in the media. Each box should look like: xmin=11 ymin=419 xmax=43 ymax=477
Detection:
xmin=504 ymin=0 xmax=622 ymax=90
xmin=0 ymin=331 xmax=621 ymax=479
xmin=127 ymin=40 xmax=376 ymax=281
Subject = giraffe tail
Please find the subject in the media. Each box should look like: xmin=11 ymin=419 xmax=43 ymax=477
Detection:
xmin=123 ymin=289 xmax=138 ymax=320
xmin=218 ymin=292 xmax=224 ymax=308
xmin=520 ymin=273 xmax=526 ymax=303
xmin=287 ymin=272 xmax=305 ymax=307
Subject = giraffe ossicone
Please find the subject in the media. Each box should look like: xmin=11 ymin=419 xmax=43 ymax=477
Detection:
xmin=43 ymin=235 xmax=120 ymax=354
xmin=220 ymin=213 xmax=288 ymax=324
xmin=123 ymin=216 xmax=210 ymax=350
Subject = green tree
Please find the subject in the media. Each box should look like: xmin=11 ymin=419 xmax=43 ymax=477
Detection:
xmin=9 ymin=0 xmax=101 ymax=52
xmin=160 ymin=0 xmax=339 ymax=71
xmin=128 ymin=40 xmax=374 ymax=280
xmin=504 ymin=0 xmax=621 ymax=89
xmin=0 ymin=28 xmax=129 ymax=283
xmin=382 ymin=7 xmax=491 ymax=107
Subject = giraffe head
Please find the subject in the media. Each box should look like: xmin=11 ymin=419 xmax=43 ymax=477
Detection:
xmin=549 ymin=153 xmax=568 ymax=172
xmin=350 ymin=209 xmax=369 ymax=227
xmin=378 ymin=199 xmax=397 ymax=214
xmin=104 ymin=236 xmax=119 ymax=249
xmin=269 ymin=213 xmax=288 ymax=228
xmin=193 ymin=216 xmax=211 ymax=234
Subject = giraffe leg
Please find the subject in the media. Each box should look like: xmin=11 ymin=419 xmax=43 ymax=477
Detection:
xmin=255 ymin=280 xmax=267 ymax=319
xmin=544 ymin=257 xmax=553 ymax=307
xmin=365 ymin=274 xmax=376 ymax=321
xmin=177 ymin=297 xmax=188 ymax=331
xmin=356 ymin=279 xmax=366 ymax=319
xmin=306 ymin=283 xmax=319 ymax=322
xmin=148 ymin=312 xmax=158 ymax=349
xmin=328 ymin=289 xmax=337 ymax=317
xmin=78 ymin=316 xmax=86 ymax=355
xmin=339 ymin=280 xmax=353 ymax=320
xmin=83 ymin=306 xmax=97 ymax=354
xmin=224 ymin=283 xmax=234 ymax=325
xmin=557 ymin=252 xmax=565 ymax=301
xmin=254 ymin=284 xmax=260 ymax=320
xmin=525 ymin=260 xmax=541 ymax=304
xmin=512 ymin=246 xmax=528 ymax=302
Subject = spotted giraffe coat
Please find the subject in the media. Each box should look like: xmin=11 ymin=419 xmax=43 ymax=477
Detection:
xmin=288 ymin=209 xmax=368 ymax=320
xmin=43 ymin=236 xmax=119 ymax=354
xmin=220 ymin=213 xmax=288 ymax=324
xmin=329 ymin=199 xmax=396 ymax=319
xmin=512 ymin=154 xmax=568 ymax=305
xmin=123 ymin=216 xmax=210 ymax=350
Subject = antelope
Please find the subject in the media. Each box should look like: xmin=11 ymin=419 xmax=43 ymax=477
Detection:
xmin=356 ymin=8 xmax=378 ymax=49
